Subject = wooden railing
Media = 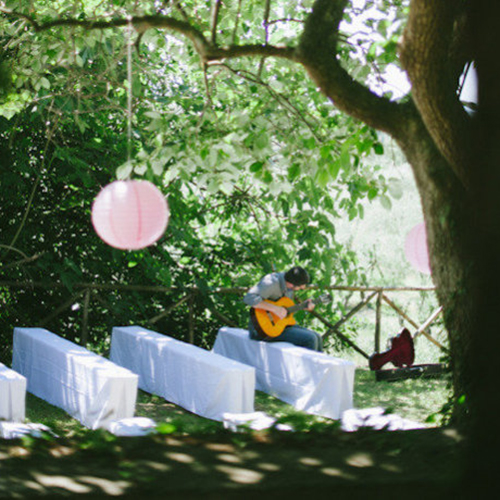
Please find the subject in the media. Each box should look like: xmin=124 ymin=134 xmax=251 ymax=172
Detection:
xmin=0 ymin=281 xmax=445 ymax=358
xmin=309 ymin=286 xmax=445 ymax=359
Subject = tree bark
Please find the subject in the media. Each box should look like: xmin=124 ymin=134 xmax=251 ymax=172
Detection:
xmin=395 ymin=110 xmax=474 ymax=424
xmin=463 ymin=0 xmax=500 ymax=493
xmin=401 ymin=0 xmax=475 ymax=188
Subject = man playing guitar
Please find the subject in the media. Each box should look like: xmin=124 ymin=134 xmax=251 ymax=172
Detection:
xmin=243 ymin=266 xmax=323 ymax=352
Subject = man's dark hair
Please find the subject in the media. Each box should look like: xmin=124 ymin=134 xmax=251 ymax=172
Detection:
xmin=284 ymin=266 xmax=310 ymax=286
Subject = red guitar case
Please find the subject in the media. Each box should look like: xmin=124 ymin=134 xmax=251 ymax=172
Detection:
xmin=369 ymin=328 xmax=415 ymax=371
xmin=369 ymin=328 xmax=447 ymax=381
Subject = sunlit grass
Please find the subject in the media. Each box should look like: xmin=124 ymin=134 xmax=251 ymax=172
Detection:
xmin=353 ymin=368 xmax=451 ymax=424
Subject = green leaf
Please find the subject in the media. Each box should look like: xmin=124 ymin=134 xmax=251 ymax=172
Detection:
xmin=116 ymin=161 xmax=133 ymax=180
xmin=368 ymin=187 xmax=378 ymax=200
xmin=303 ymin=137 xmax=316 ymax=150
xmin=348 ymin=206 xmax=358 ymax=220
xmin=380 ymin=194 xmax=392 ymax=210
xmin=328 ymin=160 xmax=341 ymax=180
xmin=358 ymin=204 xmax=364 ymax=219
xmin=74 ymin=115 xmax=88 ymax=134
xmin=316 ymin=168 xmax=330 ymax=188
xmin=255 ymin=134 xmax=269 ymax=150
xmin=262 ymin=170 xmax=273 ymax=184
xmin=387 ymin=177 xmax=403 ymax=199
xmin=288 ymin=163 xmax=301 ymax=181
xmin=250 ymin=161 xmax=264 ymax=173
xmin=320 ymin=145 xmax=333 ymax=160
xmin=340 ymin=150 xmax=351 ymax=171
xmin=40 ymin=77 xmax=50 ymax=89
xmin=134 ymin=163 xmax=147 ymax=176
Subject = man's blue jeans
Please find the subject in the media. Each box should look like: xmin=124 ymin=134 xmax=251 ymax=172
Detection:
xmin=248 ymin=320 xmax=323 ymax=352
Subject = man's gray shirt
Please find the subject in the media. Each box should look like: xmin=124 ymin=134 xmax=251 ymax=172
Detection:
xmin=243 ymin=272 xmax=294 ymax=307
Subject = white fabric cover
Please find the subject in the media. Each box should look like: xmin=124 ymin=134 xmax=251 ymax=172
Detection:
xmin=0 ymin=422 xmax=54 ymax=439
xmin=222 ymin=411 xmax=293 ymax=432
xmin=0 ymin=363 xmax=27 ymax=422
xmin=213 ymin=327 xmax=355 ymax=420
xmin=12 ymin=327 xmax=138 ymax=430
xmin=110 ymin=326 xmax=256 ymax=421
xmin=341 ymin=407 xmax=426 ymax=432
xmin=107 ymin=417 xmax=157 ymax=436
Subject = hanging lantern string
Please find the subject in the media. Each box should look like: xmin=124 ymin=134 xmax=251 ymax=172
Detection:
xmin=126 ymin=17 xmax=133 ymax=165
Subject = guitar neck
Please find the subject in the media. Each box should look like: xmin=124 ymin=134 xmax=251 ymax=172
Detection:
xmin=287 ymin=297 xmax=320 ymax=315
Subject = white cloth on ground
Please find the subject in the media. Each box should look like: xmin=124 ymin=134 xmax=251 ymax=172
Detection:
xmin=0 ymin=422 xmax=54 ymax=439
xmin=222 ymin=411 xmax=293 ymax=432
xmin=341 ymin=407 xmax=426 ymax=432
xmin=107 ymin=417 xmax=157 ymax=436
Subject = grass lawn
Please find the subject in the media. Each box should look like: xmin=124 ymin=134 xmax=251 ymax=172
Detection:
xmin=4 ymin=344 xmax=457 ymax=498
xmin=23 ymin=366 xmax=451 ymax=437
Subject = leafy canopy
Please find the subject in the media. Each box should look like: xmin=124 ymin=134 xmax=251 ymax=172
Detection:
xmin=0 ymin=0 xmax=405 ymax=354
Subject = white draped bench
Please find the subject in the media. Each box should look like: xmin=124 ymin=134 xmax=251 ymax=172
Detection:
xmin=12 ymin=327 xmax=138 ymax=430
xmin=0 ymin=363 xmax=27 ymax=422
xmin=110 ymin=326 xmax=256 ymax=422
xmin=213 ymin=327 xmax=355 ymax=420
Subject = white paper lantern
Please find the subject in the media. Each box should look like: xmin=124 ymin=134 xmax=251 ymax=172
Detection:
xmin=92 ymin=180 xmax=169 ymax=250
xmin=404 ymin=222 xmax=431 ymax=274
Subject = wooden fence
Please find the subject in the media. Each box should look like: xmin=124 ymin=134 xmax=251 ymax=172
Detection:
xmin=0 ymin=281 xmax=446 ymax=359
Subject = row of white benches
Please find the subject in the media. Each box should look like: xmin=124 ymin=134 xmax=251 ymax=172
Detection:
xmin=1 ymin=326 xmax=355 ymax=430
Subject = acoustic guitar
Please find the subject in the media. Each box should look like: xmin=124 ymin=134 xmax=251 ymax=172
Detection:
xmin=251 ymin=294 xmax=332 ymax=338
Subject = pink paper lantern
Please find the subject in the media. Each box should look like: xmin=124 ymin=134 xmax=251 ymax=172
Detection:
xmin=91 ymin=180 xmax=169 ymax=250
xmin=404 ymin=222 xmax=431 ymax=274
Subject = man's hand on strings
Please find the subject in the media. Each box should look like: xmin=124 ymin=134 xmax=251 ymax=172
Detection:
xmin=305 ymin=299 xmax=315 ymax=312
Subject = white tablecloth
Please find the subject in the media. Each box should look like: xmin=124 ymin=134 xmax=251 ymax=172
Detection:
xmin=213 ymin=327 xmax=355 ymax=420
xmin=12 ymin=327 xmax=138 ymax=430
xmin=0 ymin=362 xmax=26 ymax=422
xmin=110 ymin=326 xmax=255 ymax=421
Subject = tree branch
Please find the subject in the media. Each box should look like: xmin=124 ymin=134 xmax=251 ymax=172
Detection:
xmin=204 ymin=44 xmax=295 ymax=61
xmin=257 ymin=0 xmax=272 ymax=77
xmin=0 ymin=8 xmax=295 ymax=64
xmin=296 ymin=0 xmax=406 ymax=139
xmin=0 ymin=9 xmax=209 ymax=56
xmin=231 ymin=0 xmax=243 ymax=44
xmin=400 ymin=0 xmax=475 ymax=189
xmin=211 ymin=0 xmax=223 ymax=45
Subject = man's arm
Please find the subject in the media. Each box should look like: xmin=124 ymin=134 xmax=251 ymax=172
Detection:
xmin=252 ymin=300 xmax=288 ymax=319
xmin=243 ymin=273 xmax=287 ymax=319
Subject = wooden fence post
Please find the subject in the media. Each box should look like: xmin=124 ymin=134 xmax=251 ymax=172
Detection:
xmin=375 ymin=290 xmax=382 ymax=353
xmin=148 ymin=294 xmax=191 ymax=325
xmin=81 ymin=288 xmax=91 ymax=347
xmin=39 ymin=290 xmax=86 ymax=327
xmin=188 ymin=294 xmax=195 ymax=344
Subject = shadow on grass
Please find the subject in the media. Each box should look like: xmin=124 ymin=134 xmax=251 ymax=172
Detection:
xmin=5 ymin=368 xmax=458 ymax=498
xmin=0 ymin=423 xmax=463 ymax=499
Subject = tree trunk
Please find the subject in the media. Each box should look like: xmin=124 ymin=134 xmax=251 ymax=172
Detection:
xmin=395 ymin=109 xmax=475 ymax=425
xmin=463 ymin=0 xmax=500 ymax=492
